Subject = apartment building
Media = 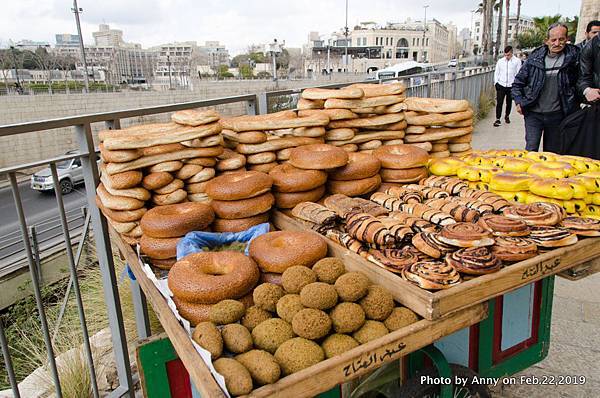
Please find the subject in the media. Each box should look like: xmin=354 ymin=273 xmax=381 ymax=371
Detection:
xmin=472 ymin=13 xmax=534 ymax=52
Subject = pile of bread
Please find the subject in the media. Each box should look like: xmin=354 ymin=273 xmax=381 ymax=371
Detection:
xmin=404 ymin=97 xmax=474 ymax=158
xmin=96 ymin=109 xmax=224 ymax=243
xmin=429 ymin=150 xmax=600 ymax=218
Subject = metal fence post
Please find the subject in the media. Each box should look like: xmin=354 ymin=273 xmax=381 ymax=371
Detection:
xmin=75 ymin=122 xmax=134 ymax=397
xmin=29 ymin=225 xmax=42 ymax=283
xmin=129 ymin=273 xmax=151 ymax=340
xmin=256 ymin=92 xmax=268 ymax=115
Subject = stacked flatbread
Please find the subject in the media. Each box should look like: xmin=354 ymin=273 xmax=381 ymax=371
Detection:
xmin=96 ymin=109 xmax=223 ymax=243
xmin=403 ymin=98 xmax=474 ymax=158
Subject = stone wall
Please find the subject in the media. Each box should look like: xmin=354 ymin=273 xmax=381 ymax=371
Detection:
xmin=576 ymin=0 xmax=600 ymax=43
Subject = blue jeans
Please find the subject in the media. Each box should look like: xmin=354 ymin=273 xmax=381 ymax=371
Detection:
xmin=523 ymin=111 xmax=564 ymax=152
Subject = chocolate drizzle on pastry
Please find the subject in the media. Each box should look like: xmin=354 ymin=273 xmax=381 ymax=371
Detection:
xmin=346 ymin=212 xmax=394 ymax=246
xmin=560 ymin=217 xmax=600 ymax=236
xmin=291 ymin=201 xmax=339 ymax=228
xmin=388 ymin=212 xmax=438 ymax=233
xmin=528 ymin=226 xmax=578 ymax=247
xmin=370 ymin=192 xmax=405 ymax=212
xmin=384 ymin=186 xmax=424 ymax=203
xmin=325 ymin=229 xmax=369 ymax=257
xmin=478 ymin=214 xmax=530 ymax=237
xmin=368 ymin=248 xmax=418 ymax=273
xmin=445 ymin=247 xmax=501 ymax=275
xmin=457 ymin=188 xmax=511 ymax=212
xmin=400 ymin=203 xmax=456 ymax=226
xmin=425 ymin=198 xmax=481 ymax=222
xmin=402 ymin=261 xmax=462 ymax=290
xmin=324 ymin=194 xmax=388 ymax=218
xmin=502 ymin=202 xmax=565 ymax=226
xmin=404 ymin=184 xmax=450 ymax=199
xmin=421 ymin=175 xmax=468 ymax=195
xmin=438 ymin=222 xmax=495 ymax=247
xmin=412 ymin=232 xmax=456 ymax=258
xmin=491 ymin=236 xmax=538 ymax=262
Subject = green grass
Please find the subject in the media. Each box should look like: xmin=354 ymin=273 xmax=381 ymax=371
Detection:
xmin=476 ymin=87 xmax=496 ymax=123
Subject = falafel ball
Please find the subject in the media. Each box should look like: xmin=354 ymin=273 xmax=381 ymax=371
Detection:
xmin=192 ymin=322 xmax=223 ymax=359
xmin=334 ymin=272 xmax=370 ymax=302
xmin=241 ymin=306 xmax=273 ymax=331
xmin=209 ymin=299 xmax=246 ymax=325
xmin=384 ymin=307 xmax=419 ymax=331
xmin=359 ymin=285 xmax=394 ymax=321
xmin=300 ymin=282 xmax=338 ymax=310
xmin=251 ymin=318 xmax=294 ymax=354
xmin=352 ymin=320 xmax=389 ymax=344
xmin=321 ymin=334 xmax=359 ymax=358
xmin=330 ymin=302 xmax=365 ymax=333
xmin=291 ymin=308 xmax=331 ymax=340
xmin=222 ymin=324 xmax=253 ymax=354
xmin=312 ymin=258 xmax=346 ymax=284
xmin=253 ymin=283 xmax=285 ymax=312
xmin=274 ymin=337 xmax=325 ymax=375
xmin=213 ymin=358 xmax=253 ymax=396
xmin=236 ymin=349 xmax=281 ymax=385
xmin=281 ymin=266 xmax=317 ymax=294
xmin=276 ymin=294 xmax=305 ymax=323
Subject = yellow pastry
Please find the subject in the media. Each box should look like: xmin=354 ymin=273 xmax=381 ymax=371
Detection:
xmin=428 ymin=157 xmax=466 ymax=176
xmin=570 ymin=175 xmax=600 ymax=193
xmin=525 ymin=151 xmax=558 ymax=162
xmin=558 ymin=156 xmax=591 ymax=174
xmin=529 ymin=178 xmax=574 ymax=201
xmin=562 ymin=199 xmax=587 ymax=214
xmin=562 ymin=179 xmax=588 ymax=199
xmin=528 ymin=161 xmax=577 ymax=179
xmin=489 ymin=172 xmax=535 ymax=192
xmin=491 ymin=190 xmax=528 ymax=203
xmin=524 ymin=193 xmax=563 ymax=206
xmin=593 ymin=193 xmax=600 ymax=205
xmin=500 ymin=157 xmax=534 ymax=173
xmin=582 ymin=204 xmax=600 ymax=216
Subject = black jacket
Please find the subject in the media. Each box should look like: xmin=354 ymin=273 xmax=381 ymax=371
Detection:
xmin=577 ymin=35 xmax=600 ymax=95
xmin=512 ymin=43 xmax=580 ymax=116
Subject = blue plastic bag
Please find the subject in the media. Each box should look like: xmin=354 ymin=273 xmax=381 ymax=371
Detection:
xmin=176 ymin=223 xmax=270 ymax=259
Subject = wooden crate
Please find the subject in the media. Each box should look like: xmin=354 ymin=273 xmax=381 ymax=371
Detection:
xmin=272 ymin=210 xmax=600 ymax=320
xmin=110 ymin=227 xmax=487 ymax=398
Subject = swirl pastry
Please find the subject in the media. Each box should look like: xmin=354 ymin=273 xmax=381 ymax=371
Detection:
xmin=400 ymin=203 xmax=456 ymax=226
xmin=324 ymin=194 xmax=388 ymax=218
xmin=438 ymin=223 xmax=495 ymax=247
xmin=445 ymin=247 xmax=501 ymax=275
xmin=370 ymin=192 xmax=405 ymax=212
xmin=291 ymin=202 xmax=339 ymax=227
xmin=404 ymin=184 xmax=450 ymax=199
xmin=420 ymin=175 xmax=468 ymax=195
xmin=325 ymin=229 xmax=369 ymax=257
xmin=346 ymin=212 xmax=394 ymax=246
xmin=412 ymin=232 xmax=456 ymax=258
xmin=502 ymin=202 xmax=566 ymax=226
xmin=491 ymin=236 xmax=538 ymax=262
xmin=453 ymin=197 xmax=495 ymax=215
xmin=384 ymin=186 xmax=424 ymax=203
xmin=425 ymin=198 xmax=480 ymax=222
xmin=528 ymin=226 xmax=578 ymax=248
xmin=378 ymin=217 xmax=415 ymax=245
xmin=388 ymin=212 xmax=438 ymax=233
xmin=402 ymin=261 xmax=462 ymax=290
xmin=458 ymin=188 xmax=511 ymax=212
xmin=368 ymin=248 xmax=418 ymax=274
xmin=560 ymin=217 xmax=600 ymax=237
xmin=478 ymin=214 xmax=530 ymax=237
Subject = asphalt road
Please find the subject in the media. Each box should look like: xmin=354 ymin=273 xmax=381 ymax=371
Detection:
xmin=0 ymin=179 xmax=89 ymax=272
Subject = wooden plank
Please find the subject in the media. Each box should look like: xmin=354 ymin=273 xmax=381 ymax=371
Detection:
xmin=558 ymin=257 xmax=600 ymax=281
xmin=109 ymin=227 xmax=227 ymax=398
xmin=245 ymin=304 xmax=487 ymax=398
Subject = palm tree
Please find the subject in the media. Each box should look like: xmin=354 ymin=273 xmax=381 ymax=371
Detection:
xmin=495 ymin=0 xmax=504 ymax=56
xmin=515 ymin=0 xmax=522 ymax=39
xmin=503 ymin=0 xmax=511 ymax=47
xmin=532 ymin=15 xmax=562 ymax=34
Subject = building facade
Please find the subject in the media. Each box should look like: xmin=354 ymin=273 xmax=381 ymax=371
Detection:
xmin=473 ymin=13 xmax=534 ymax=53
xmin=153 ymin=42 xmax=199 ymax=88
xmin=576 ymin=0 xmax=600 ymax=43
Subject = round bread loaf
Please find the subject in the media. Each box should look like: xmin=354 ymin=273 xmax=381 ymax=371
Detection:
xmin=140 ymin=202 xmax=214 ymax=238
xmin=249 ymin=231 xmax=327 ymax=273
xmin=373 ymin=145 xmax=429 ymax=170
xmin=328 ymin=152 xmax=381 ymax=181
xmin=205 ymin=171 xmax=273 ymax=201
xmin=269 ymin=164 xmax=327 ymax=193
xmin=211 ymin=192 xmax=274 ymax=219
xmin=289 ymin=144 xmax=349 ymax=170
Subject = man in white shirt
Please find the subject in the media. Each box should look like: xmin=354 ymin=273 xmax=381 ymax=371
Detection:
xmin=494 ymin=46 xmax=522 ymax=126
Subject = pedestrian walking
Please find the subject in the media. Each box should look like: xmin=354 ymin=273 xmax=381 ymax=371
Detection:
xmin=576 ymin=20 xmax=600 ymax=50
xmin=493 ymin=46 xmax=522 ymax=127
xmin=512 ymin=23 xmax=580 ymax=152
xmin=578 ymin=35 xmax=600 ymax=103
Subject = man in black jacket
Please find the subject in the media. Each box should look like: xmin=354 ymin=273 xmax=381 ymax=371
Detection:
xmin=576 ymin=20 xmax=600 ymax=50
xmin=512 ymin=23 xmax=580 ymax=152
xmin=578 ymin=35 xmax=600 ymax=103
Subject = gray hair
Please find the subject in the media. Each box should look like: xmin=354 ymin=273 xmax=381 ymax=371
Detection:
xmin=547 ymin=22 xmax=569 ymax=38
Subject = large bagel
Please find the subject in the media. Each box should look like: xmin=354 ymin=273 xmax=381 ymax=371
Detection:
xmin=99 ymin=143 xmax=141 ymax=163
xmin=99 ymin=164 xmax=142 ymax=189
xmin=154 ymin=179 xmax=185 ymax=195
xmin=249 ymin=231 xmax=327 ymax=273
xmin=373 ymin=145 xmax=429 ymax=169
xmin=273 ymin=185 xmax=326 ymax=209
xmin=289 ymin=144 xmax=349 ymax=170
xmin=328 ymin=152 xmax=381 ymax=182
xmin=185 ymin=157 xmax=217 ymax=167
xmin=168 ymin=252 xmax=259 ymax=304
xmin=380 ymin=167 xmax=428 ymax=183
xmin=269 ymin=164 xmax=327 ymax=193
xmin=140 ymin=202 xmax=214 ymax=238
xmin=211 ymin=192 xmax=274 ymax=219
xmin=100 ymin=174 xmax=151 ymax=201
xmin=176 ymin=164 xmax=204 ymax=180
xmin=140 ymin=235 xmax=180 ymax=260
xmin=247 ymin=152 xmax=277 ymax=165
xmin=152 ymin=189 xmax=187 ymax=206
xmin=205 ymin=171 xmax=273 ymax=201
xmin=95 ymin=196 xmax=146 ymax=222
xmin=141 ymin=143 xmax=187 ymax=157
xmin=148 ymin=161 xmax=184 ymax=173
xmin=404 ymin=97 xmax=470 ymax=113
xmin=327 ymin=174 xmax=381 ymax=196
xmin=96 ymin=183 xmax=145 ymax=211
xmin=142 ymin=172 xmax=174 ymax=190
xmin=212 ymin=212 xmax=270 ymax=233
xmin=248 ymin=162 xmax=278 ymax=173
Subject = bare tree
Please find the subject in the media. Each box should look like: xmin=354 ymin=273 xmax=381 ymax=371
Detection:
xmin=27 ymin=48 xmax=59 ymax=94
xmin=55 ymin=54 xmax=77 ymax=91
xmin=0 ymin=50 xmax=12 ymax=93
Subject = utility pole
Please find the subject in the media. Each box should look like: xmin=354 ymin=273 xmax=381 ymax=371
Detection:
xmin=9 ymin=46 xmax=20 ymax=89
xmin=167 ymin=54 xmax=173 ymax=89
xmin=344 ymin=0 xmax=349 ymax=73
xmin=422 ymin=5 xmax=429 ymax=63
xmin=72 ymin=0 xmax=90 ymax=93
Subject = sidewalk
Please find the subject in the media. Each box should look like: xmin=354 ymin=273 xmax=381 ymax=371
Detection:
xmin=472 ymin=107 xmax=600 ymax=398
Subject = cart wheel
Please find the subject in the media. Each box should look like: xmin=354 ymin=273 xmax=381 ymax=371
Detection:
xmin=398 ymin=364 xmax=491 ymax=398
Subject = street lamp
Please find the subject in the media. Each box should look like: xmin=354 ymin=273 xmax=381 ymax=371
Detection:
xmin=72 ymin=0 xmax=90 ymax=93
xmin=344 ymin=0 xmax=349 ymax=73
xmin=265 ymin=38 xmax=283 ymax=87
xmin=422 ymin=5 xmax=429 ymax=63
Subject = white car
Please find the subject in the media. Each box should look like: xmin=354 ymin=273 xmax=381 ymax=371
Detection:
xmin=31 ymin=150 xmax=99 ymax=194
xmin=448 ymin=59 xmax=458 ymax=67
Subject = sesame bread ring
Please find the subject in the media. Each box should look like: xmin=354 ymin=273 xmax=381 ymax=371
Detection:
xmin=273 ymin=185 xmax=326 ymax=209
xmin=142 ymin=172 xmax=174 ymax=190
xmin=249 ymin=231 xmax=327 ymax=273
xmin=205 ymin=171 xmax=273 ymax=201
xmin=154 ymin=179 xmax=185 ymax=195
xmin=248 ymin=162 xmax=279 ymax=173
xmin=168 ymin=251 xmax=260 ymax=304
xmin=327 ymin=174 xmax=381 ymax=197
xmin=212 ymin=212 xmax=270 ymax=233
xmin=140 ymin=235 xmax=180 ymax=260
xmin=211 ymin=192 xmax=274 ymax=219
xmin=140 ymin=202 xmax=214 ymax=238
xmin=289 ymin=144 xmax=349 ymax=170
xmin=373 ymin=144 xmax=429 ymax=170
xmin=152 ymin=189 xmax=187 ymax=206
xmin=328 ymin=152 xmax=381 ymax=181
xmin=269 ymin=164 xmax=327 ymax=193
xmin=150 ymin=257 xmax=177 ymax=270
xmin=380 ymin=167 xmax=428 ymax=183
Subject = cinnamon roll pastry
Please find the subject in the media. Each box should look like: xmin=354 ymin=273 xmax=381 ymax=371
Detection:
xmin=325 ymin=229 xmax=369 ymax=257
xmin=412 ymin=232 xmax=456 ymax=258
xmin=324 ymin=194 xmax=388 ymax=218
xmin=368 ymin=247 xmax=418 ymax=274
xmin=388 ymin=212 xmax=437 ymax=233
xmin=384 ymin=186 xmax=424 ymax=203
xmin=291 ymin=202 xmax=339 ymax=228
xmin=378 ymin=217 xmax=415 ymax=245
xmin=491 ymin=236 xmax=538 ymax=262
xmin=346 ymin=212 xmax=394 ymax=246
xmin=560 ymin=217 xmax=600 ymax=237
xmin=445 ymin=247 xmax=501 ymax=275
xmin=478 ymin=214 xmax=530 ymax=237
xmin=404 ymin=244 xmax=435 ymax=261
xmin=452 ymin=197 xmax=495 ymax=215
xmin=458 ymin=188 xmax=510 ymax=212
xmin=404 ymin=184 xmax=450 ymax=199
xmin=425 ymin=198 xmax=480 ymax=222
xmin=402 ymin=261 xmax=462 ymax=290
xmin=528 ymin=226 xmax=578 ymax=248
xmin=438 ymin=222 xmax=495 ymax=247
xmin=502 ymin=202 xmax=565 ymax=226
xmin=420 ymin=175 xmax=468 ymax=195
xmin=400 ymin=203 xmax=456 ymax=226
xmin=370 ymin=192 xmax=404 ymax=212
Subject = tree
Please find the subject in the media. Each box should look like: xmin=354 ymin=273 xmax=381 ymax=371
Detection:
xmin=503 ymin=0 xmax=511 ymax=48
xmin=25 ymin=48 xmax=59 ymax=94
xmin=0 ymin=50 xmax=13 ymax=92
xmin=532 ymin=15 xmax=562 ymax=35
xmin=495 ymin=0 xmax=504 ymax=56
xmin=516 ymin=30 xmax=544 ymax=48
xmin=55 ymin=54 xmax=77 ymax=89
xmin=515 ymin=0 xmax=522 ymax=42
xmin=239 ymin=64 xmax=253 ymax=78
xmin=564 ymin=16 xmax=578 ymax=43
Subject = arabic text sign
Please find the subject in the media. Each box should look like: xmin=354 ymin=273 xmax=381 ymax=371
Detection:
xmin=342 ymin=342 xmax=406 ymax=378
xmin=521 ymin=258 xmax=561 ymax=280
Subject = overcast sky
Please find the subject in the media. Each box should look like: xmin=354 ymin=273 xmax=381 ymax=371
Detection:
xmin=1 ymin=0 xmax=582 ymax=55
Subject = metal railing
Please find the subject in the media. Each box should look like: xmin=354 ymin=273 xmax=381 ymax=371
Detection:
xmin=0 ymin=66 xmax=494 ymax=397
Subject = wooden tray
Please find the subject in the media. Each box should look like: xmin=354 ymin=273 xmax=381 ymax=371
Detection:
xmin=273 ymin=210 xmax=600 ymax=320
xmin=110 ymin=227 xmax=487 ymax=398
